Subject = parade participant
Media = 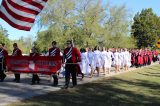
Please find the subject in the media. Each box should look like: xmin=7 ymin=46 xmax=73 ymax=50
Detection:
xmin=148 ymin=49 xmax=152 ymax=65
xmin=87 ymin=47 xmax=94 ymax=77
xmin=76 ymin=62 xmax=84 ymax=80
xmin=30 ymin=47 xmax=40 ymax=85
xmin=106 ymin=48 xmax=113 ymax=74
xmin=12 ymin=43 xmax=22 ymax=83
xmin=158 ymin=52 xmax=160 ymax=64
xmin=152 ymin=50 xmax=158 ymax=62
xmin=123 ymin=48 xmax=130 ymax=71
xmin=93 ymin=46 xmax=101 ymax=76
xmin=137 ymin=49 xmax=143 ymax=67
xmin=101 ymin=47 xmax=107 ymax=75
xmin=131 ymin=49 xmax=136 ymax=67
xmin=2 ymin=43 xmax=8 ymax=72
xmin=113 ymin=48 xmax=119 ymax=73
xmin=63 ymin=40 xmax=81 ymax=89
xmin=143 ymin=49 xmax=148 ymax=66
xmin=48 ymin=41 xmax=60 ymax=86
xmin=135 ymin=49 xmax=139 ymax=68
xmin=80 ymin=48 xmax=90 ymax=75
xmin=118 ymin=48 xmax=124 ymax=71
xmin=0 ymin=43 xmax=8 ymax=82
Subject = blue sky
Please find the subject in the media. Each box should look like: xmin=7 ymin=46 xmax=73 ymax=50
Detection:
xmin=0 ymin=0 xmax=160 ymax=40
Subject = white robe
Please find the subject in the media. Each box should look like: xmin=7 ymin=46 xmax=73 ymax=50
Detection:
xmin=93 ymin=50 xmax=101 ymax=69
xmin=118 ymin=52 xmax=124 ymax=66
xmin=101 ymin=51 xmax=108 ymax=68
xmin=87 ymin=51 xmax=94 ymax=67
xmin=106 ymin=51 xmax=113 ymax=68
xmin=113 ymin=52 xmax=119 ymax=66
xmin=80 ymin=52 xmax=91 ymax=74
xmin=128 ymin=52 xmax=131 ymax=66
xmin=123 ymin=51 xmax=130 ymax=66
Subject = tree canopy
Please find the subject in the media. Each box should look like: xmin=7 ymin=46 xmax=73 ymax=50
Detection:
xmin=131 ymin=8 xmax=160 ymax=48
xmin=2 ymin=1 xmax=160 ymax=53
xmin=35 ymin=0 xmax=134 ymax=51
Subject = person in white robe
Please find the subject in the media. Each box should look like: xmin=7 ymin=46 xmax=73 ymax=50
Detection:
xmin=101 ymin=47 xmax=107 ymax=75
xmin=128 ymin=50 xmax=132 ymax=67
xmin=113 ymin=48 xmax=119 ymax=73
xmin=118 ymin=49 xmax=124 ymax=71
xmin=80 ymin=48 xmax=91 ymax=75
xmin=87 ymin=47 xmax=94 ymax=77
xmin=93 ymin=46 xmax=101 ymax=76
xmin=123 ymin=48 xmax=130 ymax=71
xmin=106 ymin=48 xmax=113 ymax=74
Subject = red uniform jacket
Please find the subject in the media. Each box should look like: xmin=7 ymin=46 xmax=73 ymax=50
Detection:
xmin=63 ymin=47 xmax=81 ymax=63
xmin=0 ymin=49 xmax=8 ymax=58
xmin=12 ymin=48 xmax=22 ymax=56
xmin=2 ymin=49 xmax=8 ymax=58
xmin=131 ymin=51 xmax=136 ymax=64
xmin=49 ymin=47 xmax=60 ymax=57
xmin=0 ymin=48 xmax=8 ymax=68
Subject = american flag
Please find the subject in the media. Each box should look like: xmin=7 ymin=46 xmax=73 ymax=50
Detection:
xmin=0 ymin=0 xmax=48 ymax=31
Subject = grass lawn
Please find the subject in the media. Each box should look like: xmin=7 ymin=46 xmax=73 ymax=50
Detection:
xmin=10 ymin=65 xmax=160 ymax=106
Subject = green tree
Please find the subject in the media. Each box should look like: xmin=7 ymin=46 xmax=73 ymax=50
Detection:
xmin=0 ymin=25 xmax=11 ymax=52
xmin=131 ymin=8 xmax=160 ymax=48
xmin=35 ymin=0 xmax=134 ymax=51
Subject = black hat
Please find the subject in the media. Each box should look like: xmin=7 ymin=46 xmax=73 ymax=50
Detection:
xmin=13 ymin=43 xmax=18 ymax=47
xmin=52 ymin=41 xmax=57 ymax=45
xmin=67 ymin=40 xmax=72 ymax=44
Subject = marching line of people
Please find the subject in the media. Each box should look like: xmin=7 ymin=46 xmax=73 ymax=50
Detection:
xmin=0 ymin=41 xmax=160 ymax=89
xmin=78 ymin=47 xmax=159 ymax=78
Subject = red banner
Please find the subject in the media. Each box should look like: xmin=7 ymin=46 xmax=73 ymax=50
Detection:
xmin=6 ymin=56 xmax=62 ymax=74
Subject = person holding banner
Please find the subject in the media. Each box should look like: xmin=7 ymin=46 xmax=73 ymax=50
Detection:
xmin=63 ymin=40 xmax=81 ymax=89
xmin=2 ymin=43 xmax=8 ymax=72
xmin=12 ymin=43 xmax=22 ymax=83
xmin=30 ymin=47 xmax=40 ymax=85
xmin=49 ymin=41 xmax=60 ymax=86
xmin=0 ymin=43 xmax=8 ymax=82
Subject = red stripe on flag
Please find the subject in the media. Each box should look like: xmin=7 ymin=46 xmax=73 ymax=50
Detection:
xmin=7 ymin=0 xmax=39 ymax=15
xmin=2 ymin=0 xmax=35 ymax=23
xmin=21 ymin=0 xmax=44 ymax=10
xmin=0 ymin=0 xmax=48 ymax=31
xmin=0 ymin=11 xmax=31 ymax=31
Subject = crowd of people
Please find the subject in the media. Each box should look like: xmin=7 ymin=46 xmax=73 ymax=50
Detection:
xmin=0 ymin=40 xmax=160 ymax=89
xmin=77 ymin=47 xmax=159 ymax=77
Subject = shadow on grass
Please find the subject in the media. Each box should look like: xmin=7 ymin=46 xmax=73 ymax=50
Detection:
xmin=15 ymin=77 xmax=160 ymax=106
xmin=137 ymin=72 xmax=160 ymax=78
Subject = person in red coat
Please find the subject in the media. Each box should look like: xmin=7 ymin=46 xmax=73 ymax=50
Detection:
xmin=0 ymin=43 xmax=8 ymax=82
xmin=12 ymin=43 xmax=22 ymax=83
xmin=63 ymin=40 xmax=81 ymax=89
xmin=48 ymin=41 xmax=60 ymax=86
xmin=148 ymin=50 xmax=152 ymax=65
xmin=131 ymin=49 xmax=136 ymax=67
xmin=30 ymin=47 xmax=40 ymax=85
xmin=2 ymin=43 xmax=8 ymax=71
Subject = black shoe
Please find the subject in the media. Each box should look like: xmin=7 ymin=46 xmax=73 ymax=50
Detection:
xmin=0 ymin=75 xmax=6 ymax=82
xmin=70 ymin=85 xmax=77 ymax=88
xmin=0 ymin=79 xmax=3 ymax=82
xmin=62 ymin=85 xmax=68 ymax=89
xmin=13 ymin=79 xmax=16 ymax=82
xmin=37 ymin=81 xmax=40 ymax=84
xmin=31 ymin=82 xmax=35 ymax=85
xmin=82 ymin=74 xmax=84 ymax=79
xmin=16 ymin=80 xmax=20 ymax=83
xmin=53 ymin=83 xmax=58 ymax=87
